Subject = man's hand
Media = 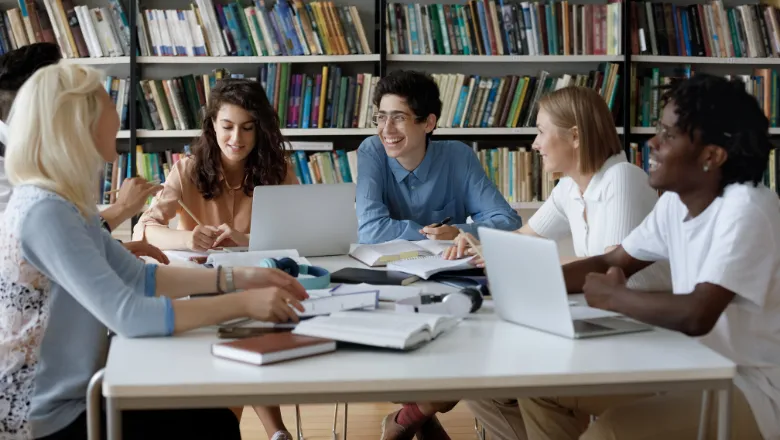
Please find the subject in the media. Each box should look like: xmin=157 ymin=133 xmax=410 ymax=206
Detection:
xmin=419 ymin=224 xmax=460 ymax=240
xmin=213 ymin=223 xmax=249 ymax=248
xmin=123 ymin=241 xmax=170 ymax=264
xmin=583 ymin=266 xmax=627 ymax=311
xmin=116 ymin=177 xmax=163 ymax=216
xmin=233 ymin=267 xmax=309 ymax=301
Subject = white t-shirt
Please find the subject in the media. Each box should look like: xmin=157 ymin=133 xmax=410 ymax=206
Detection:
xmin=528 ymin=153 xmax=671 ymax=291
xmin=0 ymin=120 xmax=10 ymax=214
xmin=622 ymin=183 xmax=780 ymax=440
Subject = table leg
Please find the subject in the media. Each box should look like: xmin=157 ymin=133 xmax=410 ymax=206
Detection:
xmin=697 ymin=390 xmax=712 ymax=440
xmin=717 ymin=387 xmax=732 ymax=440
xmin=107 ymin=398 xmax=122 ymax=440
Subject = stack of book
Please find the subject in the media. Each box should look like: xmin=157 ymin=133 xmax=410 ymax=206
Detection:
xmin=138 ymin=0 xmax=372 ymax=57
xmin=0 ymin=0 xmax=130 ymax=58
xmin=386 ymin=0 xmax=622 ymax=56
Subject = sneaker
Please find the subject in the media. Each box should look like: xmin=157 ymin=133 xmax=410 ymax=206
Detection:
xmin=416 ymin=415 xmax=449 ymax=440
xmin=381 ymin=410 xmax=417 ymax=440
xmin=271 ymin=430 xmax=294 ymax=440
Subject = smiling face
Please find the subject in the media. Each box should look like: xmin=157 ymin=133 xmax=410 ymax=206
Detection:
xmin=92 ymin=88 xmax=120 ymax=162
xmin=214 ymin=103 xmax=256 ymax=166
xmin=532 ymin=108 xmax=578 ymax=175
xmin=648 ymin=101 xmax=713 ymax=193
xmin=376 ymin=94 xmax=434 ymax=162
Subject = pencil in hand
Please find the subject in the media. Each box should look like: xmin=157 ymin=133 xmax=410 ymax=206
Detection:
xmin=457 ymin=229 xmax=485 ymax=261
xmin=177 ymin=199 xmax=204 ymax=226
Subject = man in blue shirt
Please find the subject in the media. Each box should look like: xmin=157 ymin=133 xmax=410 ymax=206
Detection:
xmin=356 ymin=70 xmax=522 ymax=244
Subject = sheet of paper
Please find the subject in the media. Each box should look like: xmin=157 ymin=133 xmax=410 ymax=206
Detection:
xmin=330 ymin=283 xmax=422 ymax=302
xmin=205 ymin=250 xmax=309 ymax=267
xmin=413 ymin=240 xmax=455 ymax=256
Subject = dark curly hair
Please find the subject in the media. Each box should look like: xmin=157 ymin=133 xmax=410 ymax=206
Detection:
xmin=191 ymin=79 xmax=288 ymax=200
xmin=0 ymin=42 xmax=61 ymax=121
xmin=372 ymin=70 xmax=441 ymax=144
xmin=660 ymin=73 xmax=774 ymax=192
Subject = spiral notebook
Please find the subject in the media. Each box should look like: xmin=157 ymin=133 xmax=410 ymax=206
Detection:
xmin=387 ymin=256 xmax=475 ymax=280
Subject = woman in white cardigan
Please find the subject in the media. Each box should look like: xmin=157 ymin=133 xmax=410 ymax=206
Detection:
xmin=380 ymin=86 xmax=672 ymax=440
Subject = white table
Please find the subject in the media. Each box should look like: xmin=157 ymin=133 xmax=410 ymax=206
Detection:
xmin=100 ymin=255 xmax=736 ymax=440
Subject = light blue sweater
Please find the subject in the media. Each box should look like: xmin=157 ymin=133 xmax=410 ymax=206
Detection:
xmin=5 ymin=185 xmax=173 ymax=438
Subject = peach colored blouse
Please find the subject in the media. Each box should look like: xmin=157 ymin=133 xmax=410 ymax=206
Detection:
xmin=132 ymin=156 xmax=295 ymax=241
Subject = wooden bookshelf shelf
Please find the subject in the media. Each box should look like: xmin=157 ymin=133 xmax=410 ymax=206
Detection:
xmin=137 ymin=55 xmax=380 ymax=64
xmin=388 ymin=55 xmax=624 ymax=63
xmin=632 ymin=55 xmax=780 ymax=65
xmin=61 ymin=57 xmax=130 ymax=65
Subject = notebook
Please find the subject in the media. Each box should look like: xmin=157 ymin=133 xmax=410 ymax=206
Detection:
xmin=205 ymin=249 xmax=310 ymax=267
xmin=387 ymin=255 xmax=476 ymax=280
xmin=211 ymin=332 xmax=336 ymax=365
xmin=349 ymin=240 xmax=454 ymax=267
xmin=330 ymin=283 xmax=422 ymax=302
xmin=292 ymin=310 xmax=460 ymax=350
xmin=330 ymin=267 xmax=420 ymax=286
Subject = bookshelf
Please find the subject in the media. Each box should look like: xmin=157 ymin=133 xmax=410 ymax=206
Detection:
xmin=6 ymin=0 xmax=780 ymax=211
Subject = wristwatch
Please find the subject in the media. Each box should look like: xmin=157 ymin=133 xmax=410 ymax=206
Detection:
xmin=224 ymin=266 xmax=236 ymax=293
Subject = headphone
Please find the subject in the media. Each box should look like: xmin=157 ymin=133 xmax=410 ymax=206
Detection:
xmin=395 ymin=288 xmax=483 ymax=318
xmin=258 ymin=258 xmax=331 ymax=290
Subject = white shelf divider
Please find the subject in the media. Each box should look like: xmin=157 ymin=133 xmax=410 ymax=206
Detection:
xmin=387 ymin=55 xmax=624 ymax=63
xmin=510 ymin=201 xmax=544 ymax=210
xmin=61 ymin=57 xmax=130 ymax=65
xmin=632 ymin=55 xmax=780 ymax=65
xmin=135 ymin=127 xmax=628 ymax=138
xmin=116 ymin=130 xmax=130 ymax=139
xmin=137 ymin=55 xmax=379 ymax=64
xmin=632 ymin=127 xmax=780 ymax=135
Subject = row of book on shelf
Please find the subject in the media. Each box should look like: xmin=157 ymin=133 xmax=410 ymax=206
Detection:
xmin=138 ymin=0 xmax=371 ymax=58
xmin=0 ymin=0 xmax=130 ymax=58
xmin=137 ymin=62 xmax=621 ymax=132
xmin=387 ymin=0 xmax=622 ymax=56
xmin=631 ymin=1 xmax=780 ymax=58
xmin=99 ymin=140 xmax=559 ymax=206
xmin=631 ymin=65 xmax=779 ymax=128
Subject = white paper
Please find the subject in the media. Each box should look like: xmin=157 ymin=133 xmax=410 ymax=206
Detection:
xmin=205 ymin=249 xmax=310 ymax=267
xmin=330 ymin=283 xmax=422 ymax=302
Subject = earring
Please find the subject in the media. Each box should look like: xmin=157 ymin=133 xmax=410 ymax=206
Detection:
xmin=703 ymin=164 xmax=710 ymax=172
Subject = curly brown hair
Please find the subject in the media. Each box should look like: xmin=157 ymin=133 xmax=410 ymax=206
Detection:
xmin=191 ymin=78 xmax=288 ymax=200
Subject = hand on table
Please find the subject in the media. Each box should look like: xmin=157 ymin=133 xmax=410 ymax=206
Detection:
xmin=122 ymin=241 xmax=170 ymax=264
xmin=441 ymin=232 xmax=484 ymax=268
xmin=583 ymin=266 xmax=627 ymax=311
xmin=235 ymin=267 xmax=310 ymax=323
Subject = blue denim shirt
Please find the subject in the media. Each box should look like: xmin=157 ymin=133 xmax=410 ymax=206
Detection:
xmin=356 ymin=136 xmax=523 ymax=244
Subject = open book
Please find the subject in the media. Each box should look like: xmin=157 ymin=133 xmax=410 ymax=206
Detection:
xmin=387 ymin=255 xmax=476 ymax=280
xmin=205 ymin=249 xmax=311 ymax=267
xmin=349 ymin=240 xmax=454 ymax=267
xmin=292 ymin=310 xmax=460 ymax=350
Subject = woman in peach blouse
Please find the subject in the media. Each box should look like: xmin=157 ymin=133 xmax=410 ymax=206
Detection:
xmin=133 ymin=78 xmax=297 ymax=251
xmin=132 ymin=78 xmax=297 ymax=440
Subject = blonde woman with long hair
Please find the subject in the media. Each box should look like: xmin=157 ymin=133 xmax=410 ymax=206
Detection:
xmin=0 ymin=63 xmax=308 ymax=440
xmin=381 ymin=87 xmax=672 ymax=440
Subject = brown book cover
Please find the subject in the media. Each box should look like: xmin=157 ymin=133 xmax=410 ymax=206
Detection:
xmin=59 ymin=0 xmax=88 ymax=57
xmin=212 ymin=332 xmax=336 ymax=366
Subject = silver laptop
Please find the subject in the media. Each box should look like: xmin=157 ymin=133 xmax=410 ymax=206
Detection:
xmin=249 ymin=183 xmax=358 ymax=257
xmin=478 ymin=227 xmax=652 ymax=339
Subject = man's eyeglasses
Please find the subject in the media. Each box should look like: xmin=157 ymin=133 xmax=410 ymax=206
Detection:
xmin=371 ymin=112 xmax=424 ymax=127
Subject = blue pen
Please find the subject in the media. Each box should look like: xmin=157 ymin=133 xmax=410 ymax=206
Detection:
xmin=329 ymin=284 xmax=343 ymax=293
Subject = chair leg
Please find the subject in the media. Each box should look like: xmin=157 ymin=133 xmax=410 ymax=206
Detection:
xmin=332 ymin=403 xmax=339 ymax=440
xmin=87 ymin=369 xmax=105 ymax=440
xmin=295 ymin=404 xmax=305 ymax=440
xmin=474 ymin=417 xmax=486 ymax=440
xmin=343 ymin=403 xmax=348 ymax=440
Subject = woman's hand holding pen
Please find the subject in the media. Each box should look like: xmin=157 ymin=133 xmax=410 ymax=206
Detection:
xmin=442 ymin=232 xmax=485 ymax=268
xmin=187 ymin=225 xmax=221 ymax=251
